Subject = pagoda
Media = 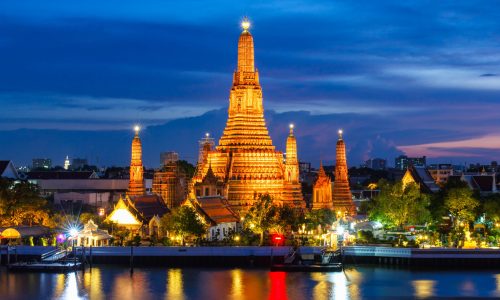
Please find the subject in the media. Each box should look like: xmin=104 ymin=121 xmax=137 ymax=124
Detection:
xmin=311 ymin=162 xmax=333 ymax=210
xmin=193 ymin=19 xmax=305 ymax=212
xmin=128 ymin=125 xmax=145 ymax=196
xmin=332 ymin=130 xmax=356 ymax=215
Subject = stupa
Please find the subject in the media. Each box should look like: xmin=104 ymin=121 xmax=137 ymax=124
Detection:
xmin=128 ymin=125 xmax=145 ymax=196
xmin=332 ymin=130 xmax=356 ymax=215
xmin=193 ymin=19 xmax=305 ymax=212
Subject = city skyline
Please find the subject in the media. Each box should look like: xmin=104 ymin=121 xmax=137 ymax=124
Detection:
xmin=1 ymin=1 xmax=500 ymax=166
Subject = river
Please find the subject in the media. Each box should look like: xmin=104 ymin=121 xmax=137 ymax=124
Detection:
xmin=1 ymin=266 xmax=499 ymax=299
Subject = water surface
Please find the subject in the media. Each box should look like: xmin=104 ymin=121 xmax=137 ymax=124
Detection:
xmin=1 ymin=266 xmax=499 ymax=299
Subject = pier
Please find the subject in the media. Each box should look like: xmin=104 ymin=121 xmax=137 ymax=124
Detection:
xmin=3 ymin=245 xmax=500 ymax=269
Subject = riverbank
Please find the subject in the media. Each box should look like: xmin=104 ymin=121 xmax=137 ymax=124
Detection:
xmin=2 ymin=245 xmax=500 ymax=268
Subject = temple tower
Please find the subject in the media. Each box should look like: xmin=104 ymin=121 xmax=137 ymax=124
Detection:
xmin=332 ymin=130 xmax=356 ymax=215
xmin=128 ymin=125 xmax=145 ymax=196
xmin=285 ymin=124 xmax=299 ymax=183
xmin=283 ymin=124 xmax=305 ymax=207
xmin=311 ymin=162 xmax=333 ymax=210
xmin=194 ymin=19 xmax=305 ymax=211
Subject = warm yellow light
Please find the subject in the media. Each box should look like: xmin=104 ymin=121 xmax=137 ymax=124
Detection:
xmin=241 ymin=18 xmax=250 ymax=31
xmin=134 ymin=125 xmax=140 ymax=133
xmin=108 ymin=208 xmax=141 ymax=225
xmin=234 ymin=235 xmax=240 ymax=242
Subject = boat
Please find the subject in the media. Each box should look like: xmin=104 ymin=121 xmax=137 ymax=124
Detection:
xmin=271 ymin=247 xmax=343 ymax=272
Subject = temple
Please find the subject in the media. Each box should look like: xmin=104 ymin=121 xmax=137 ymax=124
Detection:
xmin=332 ymin=130 xmax=356 ymax=215
xmin=192 ymin=20 xmax=305 ymax=212
xmin=311 ymin=162 xmax=333 ymax=210
xmin=128 ymin=126 xmax=145 ymax=196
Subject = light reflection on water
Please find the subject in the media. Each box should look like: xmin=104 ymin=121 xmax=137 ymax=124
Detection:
xmin=412 ymin=279 xmax=436 ymax=298
xmin=167 ymin=269 xmax=185 ymax=300
xmin=1 ymin=266 xmax=500 ymax=299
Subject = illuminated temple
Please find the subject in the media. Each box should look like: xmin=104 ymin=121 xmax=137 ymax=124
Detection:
xmin=193 ymin=20 xmax=305 ymax=212
xmin=128 ymin=126 xmax=145 ymax=196
xmin=332 ymin=130 xmax=356 ymax=215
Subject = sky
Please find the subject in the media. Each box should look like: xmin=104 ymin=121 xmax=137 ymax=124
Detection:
xmin=1 ymin=1 xmax=500 ymax=168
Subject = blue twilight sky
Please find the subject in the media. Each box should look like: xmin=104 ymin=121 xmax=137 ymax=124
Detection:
xmin=1 ymin=1 xmax=500 ymax=168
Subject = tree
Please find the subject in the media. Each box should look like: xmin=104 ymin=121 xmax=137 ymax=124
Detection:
xmin=177 ymin=160 xmax=196 ymax=179
xmin=304 ymin=209 xmax=336 ymax=231
xmin=482 ymin=194 xmax=500 ymax=223
xmin=445 ymin=187 xmax=479 ymax=229
xmin=0 ymin=179 xmax=52 ymax=227
xmin=272 ymin=205 xmax=303 ymax=234
xmin=369 ymin=179 xmax=431 ymax=229
xmin=161 ymin=206 xmax=205 ymax=245
xmin=244 ymin=194 xmax=278 ymax=246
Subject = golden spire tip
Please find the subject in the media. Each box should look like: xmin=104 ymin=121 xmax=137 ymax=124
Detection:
xmin=241 ymin=17 xmax=250 ymax=32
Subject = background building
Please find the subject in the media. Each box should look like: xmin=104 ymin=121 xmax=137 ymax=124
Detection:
xmin=365 ymin=158 xmax=387 ymax=170
xmin=153 ymin=162 xmax=188 ymax=209
xmin=32 ymin=158 xmax=52 ymax=170
xmin=395 ymin=155 xmax=426 ymax=170
xmin=0 ymin=160 xmax=19 ymax=179
xmin=427 ymin=164 xmax=454 ymax=185
xmin=72 ymin=158 xmax=88 ymax=170
xmin=160 ymin=151 xmax=179 ymax=167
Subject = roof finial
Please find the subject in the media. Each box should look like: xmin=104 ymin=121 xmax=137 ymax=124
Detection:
xmin=338 ymin=129 xmax=343 ymax=139
xmin=241 ymin=17 xmax=250 ymax=32
xmin=289 ymin=123 xmax=294 ymax=135
xmin=134 ymin=125 xmax=140 ymax=135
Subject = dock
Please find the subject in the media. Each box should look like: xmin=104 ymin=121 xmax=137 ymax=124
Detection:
xmin=343 ymin=246 xmax=500 ymax=267
xmin=7 ymin=261 xmax=82 ymax=272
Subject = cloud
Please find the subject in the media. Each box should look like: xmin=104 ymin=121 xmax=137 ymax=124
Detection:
xmin=398 ymin=135 xmax=500 ymax=158
xmin=384 ymin=66 xmax=500 ymax=91
xmin=1 ymin=1 xmax=500 ymax=164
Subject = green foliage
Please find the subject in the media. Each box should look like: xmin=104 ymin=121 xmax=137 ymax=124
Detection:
xmin=272 ymin=205 xmax=303 ymax=233
xmin=79 ymin=212 xmax=102 ymax=226
xmin=304 ymin=209 xmax=336 ymax=231
xmin=0 ymin=178 xmax=52 ymax=227
xmin=112 ymin=226 xmax=131 ymax=246
xmin=133 ymin=234 xmax=141 ymax=247
xmin=483 ymin=194 xmax=500 ymax=222
xmin=161 ymin=206 xmax=205 ymax=245
xmin=357 ymin=230 xmax=375 ymax=244
xmin=445 ymin=187 xmax=479 ymax=228
xmin=368 ymin=179 xmax=431 ymax=229
xmin=244 ymin=193 xmax=278 ymax=246
xmin=177 ymin=160 xmax=196 ymax=179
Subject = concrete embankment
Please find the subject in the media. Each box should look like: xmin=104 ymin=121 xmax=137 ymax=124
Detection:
xmin=1 ymin=246 xmax=297 ymax=267
xmin=343 ymin=246 xmax=500 ymax=268
xmin=3 ymin=245 xmax=500 ymax=268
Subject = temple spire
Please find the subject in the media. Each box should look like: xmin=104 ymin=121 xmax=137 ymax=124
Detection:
xmin=332 ymin=130 xmax=356 ymax=216
xmin=237 ymin=18 xmax=255 ymax=73
xmin=128 ymin=125 xmax=145 ymax=196
xmin=285 ymin=123 xmax=299 ymax=182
